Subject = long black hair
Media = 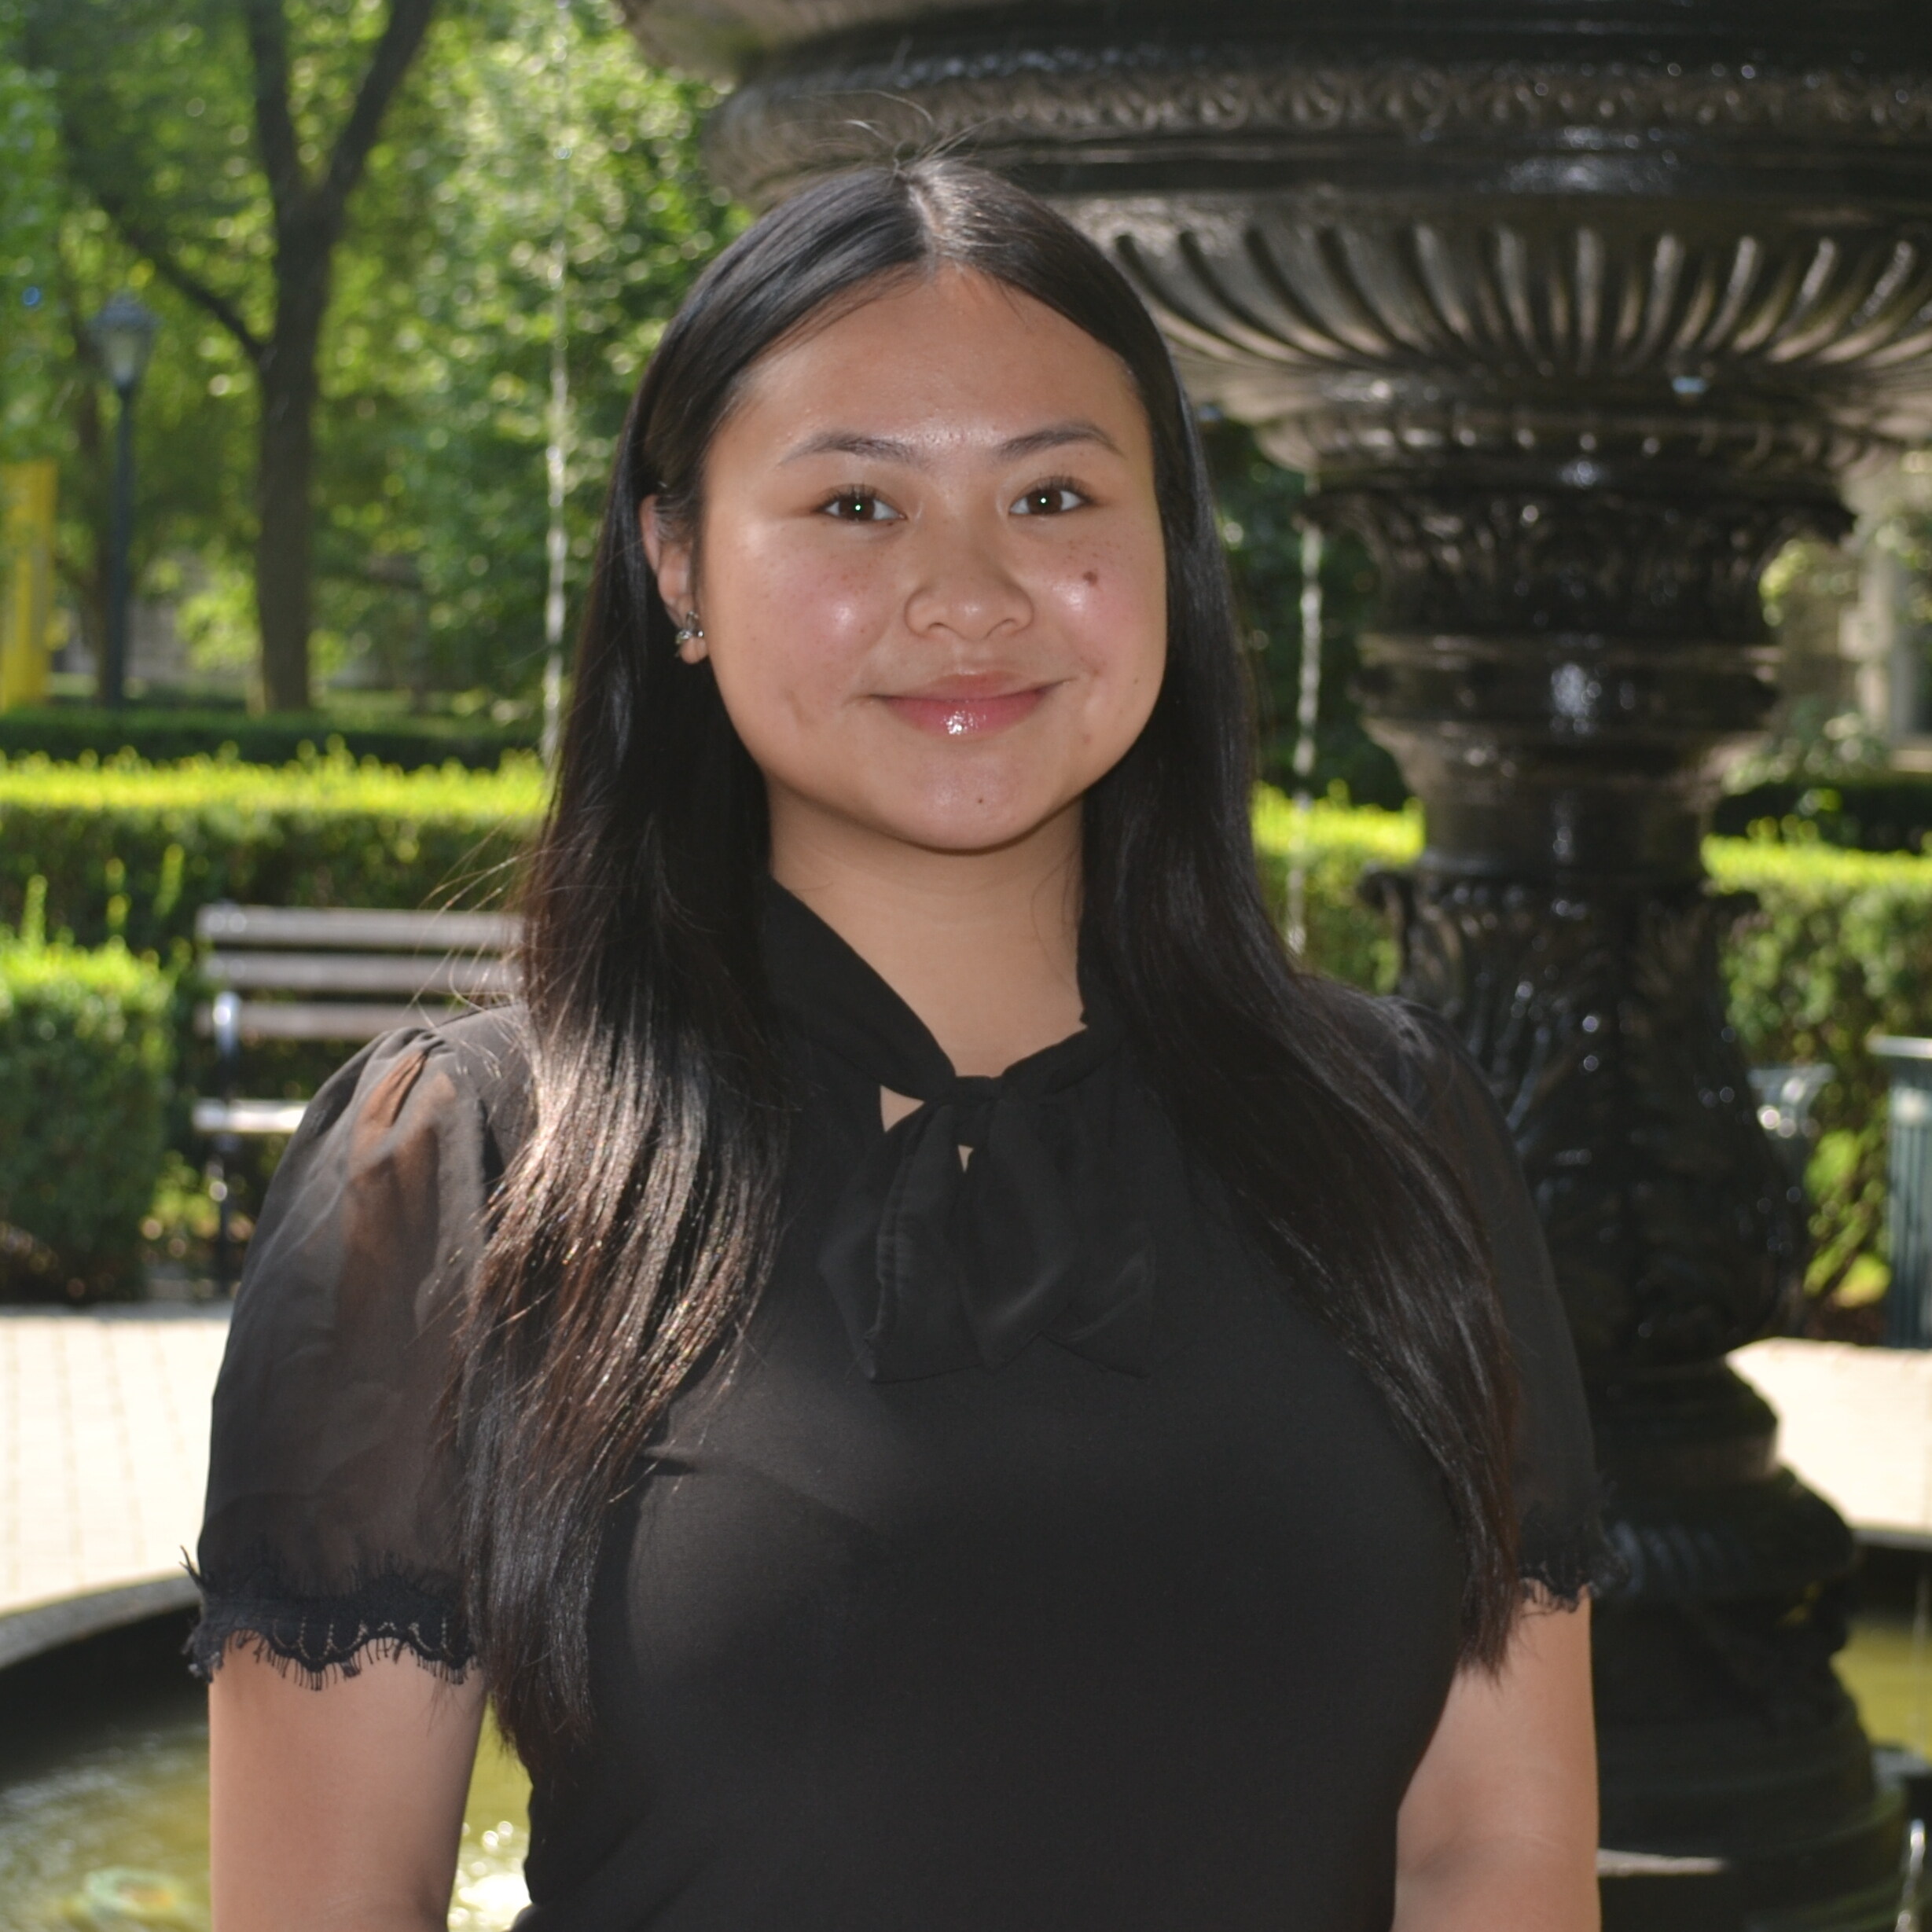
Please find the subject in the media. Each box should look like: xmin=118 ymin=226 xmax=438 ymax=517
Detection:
xmin=455 ymin=160 xmax=1519 ymax=1774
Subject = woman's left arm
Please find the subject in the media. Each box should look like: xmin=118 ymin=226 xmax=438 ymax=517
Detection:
xmin=1394 ymin=1598 xmax=1599 ymax=1932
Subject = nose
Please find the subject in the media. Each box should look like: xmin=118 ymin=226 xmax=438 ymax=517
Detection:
xmin=902 ymin=515 xmax=1032 ymax=645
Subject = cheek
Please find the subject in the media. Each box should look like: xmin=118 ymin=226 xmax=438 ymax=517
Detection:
xmin=704 ymin=530 xmax=897 ymax=729
xmin=1047 ymin=539 xmax=1168 ymax=724
xmin=727 ymin=526 xmax=889 ymax=646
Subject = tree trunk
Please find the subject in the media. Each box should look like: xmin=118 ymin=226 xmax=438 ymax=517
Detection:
xmin=253 ymin=233 xmax=328 ymax=714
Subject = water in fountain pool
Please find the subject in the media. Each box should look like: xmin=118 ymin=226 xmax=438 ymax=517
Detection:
xmin=0 ymin=1613 xmax=532 ymax=1930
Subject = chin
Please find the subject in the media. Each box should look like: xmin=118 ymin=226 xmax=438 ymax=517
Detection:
xmin=869 ymin=789 xmax=1074 ymax=857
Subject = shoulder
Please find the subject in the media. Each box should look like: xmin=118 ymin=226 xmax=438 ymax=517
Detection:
xmin=226 ymin=1005 xmax=531 ymax=1346
xmin=295 ymin=1003 xmax=532 ymax=1161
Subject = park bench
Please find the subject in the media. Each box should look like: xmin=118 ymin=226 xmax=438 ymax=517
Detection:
xmin=190 ymin=902 xmax=519 ymax=1270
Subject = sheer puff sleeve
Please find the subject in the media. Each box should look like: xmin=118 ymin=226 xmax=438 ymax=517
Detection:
xmin=1368 ymin=995 xmax=1619 ymax=1606
xmin=189 ymin=1008 xmax=528 ymax=1685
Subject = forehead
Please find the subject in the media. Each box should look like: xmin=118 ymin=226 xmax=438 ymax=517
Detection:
xmin=722 ymin=268 xmax=1150 ymax=453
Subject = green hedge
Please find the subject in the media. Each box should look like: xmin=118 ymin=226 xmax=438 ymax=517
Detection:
xmin=1253 ymin=797 xmax=1932 ymax=1303
xmin=0 ymin=750 xmax=546 ymax=957
xmin=0 ymin=903 xmax=172 ymax=1298
xmin=1712 ymin=778 xmax=1932 ymax=855
xmin=1714 ymin=842 xmax=1932 ymax=1302
xmin=0 ymin=706 xmax=536 ymax=772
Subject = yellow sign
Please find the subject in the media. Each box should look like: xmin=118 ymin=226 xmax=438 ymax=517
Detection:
xmin=0 ymin=461 xmax=57 ymax=712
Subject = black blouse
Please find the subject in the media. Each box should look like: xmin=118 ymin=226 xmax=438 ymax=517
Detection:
xmin=195 ymin=883 xmax=1605 ymax=1932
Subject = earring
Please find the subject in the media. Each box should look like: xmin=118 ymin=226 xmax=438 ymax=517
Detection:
xmin=674 ymin=610 xmax=705 ymax=651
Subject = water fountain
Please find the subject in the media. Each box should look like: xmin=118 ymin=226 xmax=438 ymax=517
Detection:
xmin=612 ymin=0 xmax=1932 ymax=1921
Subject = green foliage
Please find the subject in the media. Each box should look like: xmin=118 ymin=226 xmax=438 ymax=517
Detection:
xmin=0 ymin=54 xmax=62 ymax=464
xmin=0 ymin=918 xmax=171 ymax=1296
xmin=315 ymin=2 xmax=741 ymax=694
xmin=1710 ymin=778 xmax=1932 ymax=854
xmin=0 ymin=749 xmax=545 ymax=956
xmin=0 ymin=703 xmax=532 ymax=769
xmin=1251 ymin=788 xmax=1416 ymax=990
xmin=6 ymin=0 xmax=739 ymax=698
xmin=1203 ymin=420 xmax=1406 ymax=807
xmin=1712 ymin=838 xmax=1932 ymax=1298
xmin=2 ymin=1 xmax=266 ymax=653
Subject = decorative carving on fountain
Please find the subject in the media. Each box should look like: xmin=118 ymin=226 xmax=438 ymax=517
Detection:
xmin=627 ymin=1 xmax=1932 ymax=1918
xmin=700 ymin=47 xmax=1932 ymax=186
xmin=1329 ymin=487 xmax=1824 ymax=639
xmin=1362 ymin=869 xmax=1798 ymax=1365
xmin=1098 ymin=210 xmax=1932 ymax=451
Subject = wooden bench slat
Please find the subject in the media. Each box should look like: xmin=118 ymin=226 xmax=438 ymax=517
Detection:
xmin=194 ymin=1000 xmax=469 ymax=1042
xmin=192 ymin=1098 xmax=310 ymax=1137
xmin=204 ymin=951 xmax=516 ymax=997
xmin=195 ymin=904 xmax=519 ymax=951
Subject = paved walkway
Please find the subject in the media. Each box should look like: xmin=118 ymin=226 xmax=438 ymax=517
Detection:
xmin=0 ymin=1304 xmax=230 ymax=1665
xmin=0 ymin=1313 xmax=1928 ymax=1669
xmin=1735 ymin=1338 xmax=1932 ymax=1548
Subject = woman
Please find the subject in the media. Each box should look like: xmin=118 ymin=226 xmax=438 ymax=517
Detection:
xmin=197 ymin=160 xmax=1607 ymax=1931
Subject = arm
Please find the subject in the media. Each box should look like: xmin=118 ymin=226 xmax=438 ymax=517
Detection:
xmin=1394 ymin=1598 xmax=1599 ymax=1932
xmin=209 ymin=1648 xmax=487 ymax=1932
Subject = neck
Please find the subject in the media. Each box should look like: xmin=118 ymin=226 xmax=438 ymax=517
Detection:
xmin=767 ymin=794 xmax=1085 ymax=1078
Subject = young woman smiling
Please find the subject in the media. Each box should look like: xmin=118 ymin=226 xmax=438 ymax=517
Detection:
xmin=197 ymin=162 xmax=1607 ymax=1932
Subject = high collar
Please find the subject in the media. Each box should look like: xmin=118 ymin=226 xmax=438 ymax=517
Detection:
xmin=758 ymin=880 xmax=1124 ymax=1107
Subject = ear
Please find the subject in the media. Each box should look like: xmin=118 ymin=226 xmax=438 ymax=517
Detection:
xmin=640 ymin=497 xmax=704 ymax=661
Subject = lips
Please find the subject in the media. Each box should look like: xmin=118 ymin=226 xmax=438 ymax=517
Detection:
xmin=878 ymin=674 xmax=1053 ymax=738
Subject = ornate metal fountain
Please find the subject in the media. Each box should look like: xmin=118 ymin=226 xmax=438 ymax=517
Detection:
xmin=619 ymin=1 xmax=1932 ymax=1920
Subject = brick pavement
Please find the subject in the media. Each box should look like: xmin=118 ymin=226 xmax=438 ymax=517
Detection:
xmin=0 ymin=1304 xmax=230 ymax=1662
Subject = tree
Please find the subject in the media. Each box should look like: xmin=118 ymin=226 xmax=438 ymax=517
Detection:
xmin=0 ymin=42 xmax=257 ymax=684
xmin=1199 ymin=419 xmax=1402 ymax=807
xmin=23 ymin=0 xmax=438 ymax=709
xmin=304 ymin=2 xmax=735 ymax=700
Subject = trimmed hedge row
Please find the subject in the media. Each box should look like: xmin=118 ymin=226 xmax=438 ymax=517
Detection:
xmin=0 ymin=751 xmax=546 ymax=958
xmin=0 ymin=903 xmax=171 ymax=1298
xmin=0 ymin=706 xmax=536 ymax=772
xmin=1711 ymin=777 xmax=1932 ymax=855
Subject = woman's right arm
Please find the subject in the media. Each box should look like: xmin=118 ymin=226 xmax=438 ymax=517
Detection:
xmin=210 ymin=1650 xmax=487 ymax=1932
xmin=197 ymin=1025 xmax=523 ymax=1929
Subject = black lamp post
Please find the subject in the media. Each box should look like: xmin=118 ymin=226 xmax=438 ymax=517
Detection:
xmin=86 ymin=292 xmax=158 ymax=710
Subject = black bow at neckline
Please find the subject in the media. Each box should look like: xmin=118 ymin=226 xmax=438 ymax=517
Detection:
xmin=762 ymin=884 xmax=1156 ymax=1383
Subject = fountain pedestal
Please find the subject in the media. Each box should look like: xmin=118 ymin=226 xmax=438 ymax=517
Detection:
xmin=622 ymin=1 xmax=1932 ymax=1919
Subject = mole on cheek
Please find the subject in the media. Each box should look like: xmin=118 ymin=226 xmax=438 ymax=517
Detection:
xmin=1082 ymin=570 xmax=1099 ymax=586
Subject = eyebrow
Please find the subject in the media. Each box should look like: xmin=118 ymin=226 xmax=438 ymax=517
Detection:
xmin=779 ymin=419 xmax=1123 ymax=466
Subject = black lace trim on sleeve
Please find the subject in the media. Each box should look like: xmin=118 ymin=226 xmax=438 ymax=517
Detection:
xmin=1518 ymin=1506 xmax=1629 ymax=1608
xmin=186 ymin=1558 xmax=475 ymax=1688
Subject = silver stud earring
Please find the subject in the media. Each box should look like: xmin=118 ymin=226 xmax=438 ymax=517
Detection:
xmin=674 ymin=609 xmax=705 ymax=652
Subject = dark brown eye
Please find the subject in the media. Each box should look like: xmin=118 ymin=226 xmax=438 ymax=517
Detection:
xmin=1012 ymin=484 xmax=1084 ymax=516
xmin=825 ymin=489 xmax=900 ymax=523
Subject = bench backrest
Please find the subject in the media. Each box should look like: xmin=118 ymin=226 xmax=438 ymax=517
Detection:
xmin=194 ymin=902 xmax=520 ymax=1050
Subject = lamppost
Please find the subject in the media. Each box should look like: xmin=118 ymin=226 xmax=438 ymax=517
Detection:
xmin=86 ymin=293 xmax=158 ymax=710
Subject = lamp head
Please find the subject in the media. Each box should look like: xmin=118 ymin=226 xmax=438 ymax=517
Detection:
xmin=88 ymin=292 xmax=160 ymax=395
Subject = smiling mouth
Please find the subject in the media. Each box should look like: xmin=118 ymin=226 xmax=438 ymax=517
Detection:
xmin=879 ymin=678 xmax=1055 ymax=739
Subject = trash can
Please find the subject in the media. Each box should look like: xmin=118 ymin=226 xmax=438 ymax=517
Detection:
xmin=1874 ymin=1037 xmax=1932 ymax=1349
